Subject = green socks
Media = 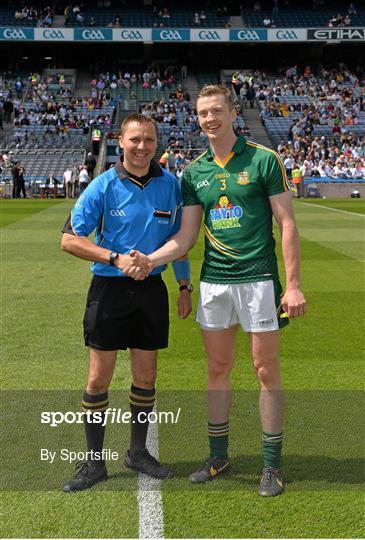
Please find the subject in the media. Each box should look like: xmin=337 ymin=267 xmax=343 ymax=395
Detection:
xmin=262 ymin=431 xmax=284 ymax=469
xmin=208 ymin=421 xmax=229 ymax=458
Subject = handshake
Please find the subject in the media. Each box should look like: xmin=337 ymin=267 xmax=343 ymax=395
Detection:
xmin=116 ymin=250 xmax=153 ymax=280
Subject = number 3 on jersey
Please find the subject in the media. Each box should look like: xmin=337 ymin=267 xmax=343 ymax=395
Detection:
xmin=220 ymin=179 xmax=227 ymax=191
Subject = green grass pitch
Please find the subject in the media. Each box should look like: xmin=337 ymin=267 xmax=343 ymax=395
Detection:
xmin=1 ymin=198 xmax=364 ymax=538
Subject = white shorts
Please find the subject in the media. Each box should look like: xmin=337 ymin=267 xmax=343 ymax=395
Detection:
xmin=196 ymin=280 xmax=280 ymax=333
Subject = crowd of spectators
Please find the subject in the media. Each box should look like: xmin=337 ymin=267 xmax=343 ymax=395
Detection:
xmin=249 ymin=64 xmax=365 ymax=180
xmin=89 ymin=64 xmax=183 ymax=94
xmin=64 ymin=3 xmax=86 ymax=25
xmin=14 ymin=5 xmax=54 ymax=27
xmin=326 ymin=4 xmax=358 ymax=28
xmin=150 ymin=6 xmax=172 ymax=27
xmin=0 ymin=69 xmax=115 ymax=151
xmin=63 ymin=3 xmax=230 ymax=28
xmin=261 ymin=99 xmax=362 ymax=131
xmin=278 ymin=134 xmax=365 ymax=180
xmin=13 ymin=100 xmax=113 ymax=129
xmin=192 ymin=11 xmax=207 ymax=26
xmin=255 ymin=65 xmax=364 ymax=126
xmin=327 ymin=13 xmax=353 ymax=27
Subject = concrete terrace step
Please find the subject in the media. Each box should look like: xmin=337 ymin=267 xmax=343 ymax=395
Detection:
xmin=74 ymin=71 xmax=92 ymax=97
xmin=53 ymin=15 xmax=65 ymax=27
xmin=183 ymin=74 xmax=200 ymax=103
xmin=229 ymin=15 xmax=244 ymax=27
xmin=0 ymin=124 xmax=14 ymax=146
xmin=242 ymin=107 xmax=273 ymax=148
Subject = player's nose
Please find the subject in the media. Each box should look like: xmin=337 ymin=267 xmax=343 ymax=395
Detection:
xmin=206 ymin=110 xmax=217 ymax=120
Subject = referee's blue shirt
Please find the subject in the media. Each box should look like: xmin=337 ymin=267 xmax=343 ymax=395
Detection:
xmin=63 ymin=159 xmax=182 ymax=277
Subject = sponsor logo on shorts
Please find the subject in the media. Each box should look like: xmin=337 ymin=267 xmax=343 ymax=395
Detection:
xmin=259 ymin=318 xmax=274 ymax=325
xmin=197 ymin=179 xmax=210 ymax=189
xmin=210 ymin=195 xmax=242 ymax=230
xmin=237 ymin=171 xmax=250 ymax=185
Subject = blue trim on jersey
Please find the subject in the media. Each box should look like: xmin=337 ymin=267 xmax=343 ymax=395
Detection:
xmin=70 ymin=165 xmax=182 ymax=277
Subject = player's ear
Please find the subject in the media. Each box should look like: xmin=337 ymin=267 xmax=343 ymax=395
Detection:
xmin=118 ymin=135 xmax=124 ymax=149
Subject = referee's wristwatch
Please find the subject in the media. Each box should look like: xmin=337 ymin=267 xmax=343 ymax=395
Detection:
xmin=179 ymin=284 xmax=193 ymax=293
xmin=109 ymin=251 xmax=119 ymax=266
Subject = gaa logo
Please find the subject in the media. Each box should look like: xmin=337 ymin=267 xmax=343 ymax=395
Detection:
xmin=198 ymin=30 xmax=220 ymax=40
xmin=236 ymin=30 xmax=261 ymax=40
xmin=82 ymin=29 xmax=106 ymax=40
xmin=197 ymin=179 xmax=210 ymax=189
xmin=160 ymin=30 xmax=183 ymax=40
xmin=120 ymin=30 xmax=143 ymax=40
xmin=110 ymin=209 xmax=126 ymax=217
xmin=276 ymin=30 xmax=298 ymax=40
xmin=43 ymin=29 xmax=65 ymax=39
xmin=3 ymin=28 xmax=27 ymax=39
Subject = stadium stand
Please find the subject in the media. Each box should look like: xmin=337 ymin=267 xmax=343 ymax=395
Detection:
xmin=89 ymin=64 xmax=183 ymax=102
xmin=0 ymin=67 xmax=116 ymax=194
xmin=247 ymin=65 xmax=365 ymax=181
xmin=254 ymin=66 xmax=364 ymax=148
xmin=1 ymin=57 xmax=363 ymax=198
xmin=67 ymin=7 xmax=229 ymax=28
xmin=0 ymin=6 xmax=54 ymax=27
xmin=0 ymin=148 xmax=86 ymax=198
xmin=242 ymin=6 xmax=365 ymax=28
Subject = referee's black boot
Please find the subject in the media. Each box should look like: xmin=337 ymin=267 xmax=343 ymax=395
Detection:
xmin=63 ymin=460 xmax=108 ymax=492
xmin=124 ymin=449 xmax=174 ymax=479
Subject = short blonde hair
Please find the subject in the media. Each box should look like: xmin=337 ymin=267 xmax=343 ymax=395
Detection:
xmin=120 ymin=113 xmax=157 ymax=135
xmin=197 ymin=85 xmax=234 ymax=111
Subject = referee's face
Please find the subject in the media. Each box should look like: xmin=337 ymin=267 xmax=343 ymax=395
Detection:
xmin=197 ymin=94 xmax=236 ymax=143
xmin=119 ymin=121 xmax=157 ymax=176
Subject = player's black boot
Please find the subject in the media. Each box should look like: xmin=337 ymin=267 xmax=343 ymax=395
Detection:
xmin=189 ymin=456 xmax=230 ymax=483
xmin=124 ymin=449 xmax=174 ymax=479
xmin=63 ymin=461 xmax=108 ymax=492
xmin=258 ymin=467 xmax=284 ymax=496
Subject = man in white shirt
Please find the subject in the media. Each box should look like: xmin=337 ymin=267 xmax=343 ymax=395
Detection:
xmin=283 ymin=155 xmax=294 ymax=179
xmin=63 ymin=166 xmax=76 ymax=198
xmin=78 ymin=165 xmax=90 ymax=193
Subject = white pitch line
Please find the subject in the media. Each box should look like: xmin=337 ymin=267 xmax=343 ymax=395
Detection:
xmin=300 ymin=201 xmax=365 ymax=218
xmin=138 ymin=415 xmax=164 ymax=539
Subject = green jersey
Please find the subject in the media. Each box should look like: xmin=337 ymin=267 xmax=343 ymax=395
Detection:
xmin=182 ymin=136 xmax=289 ymax=284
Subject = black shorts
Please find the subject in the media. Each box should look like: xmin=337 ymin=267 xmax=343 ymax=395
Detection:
xmin=83 ymin=274 xmax=169 ymax=351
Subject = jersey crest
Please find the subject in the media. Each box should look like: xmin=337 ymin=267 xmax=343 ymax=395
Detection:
xmin=237 ymin=171 xmax=250 ymax=185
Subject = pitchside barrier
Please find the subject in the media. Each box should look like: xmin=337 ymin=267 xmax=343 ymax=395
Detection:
xmin=0 ymin=27 xmax=365 ymax=43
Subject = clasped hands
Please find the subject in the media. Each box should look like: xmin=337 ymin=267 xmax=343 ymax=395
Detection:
xmin=117 ymin=251 xmax=192 ymax=319
xmin=117 ymin=250 xmax=152 ymax=280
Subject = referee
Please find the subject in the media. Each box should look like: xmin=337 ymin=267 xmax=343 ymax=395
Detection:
xmin=61 ymin=113 xmax=192 ymax=492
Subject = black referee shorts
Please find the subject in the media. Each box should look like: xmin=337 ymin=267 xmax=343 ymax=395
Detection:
xmin=83 ymin=274 xmax=169 ymax=351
